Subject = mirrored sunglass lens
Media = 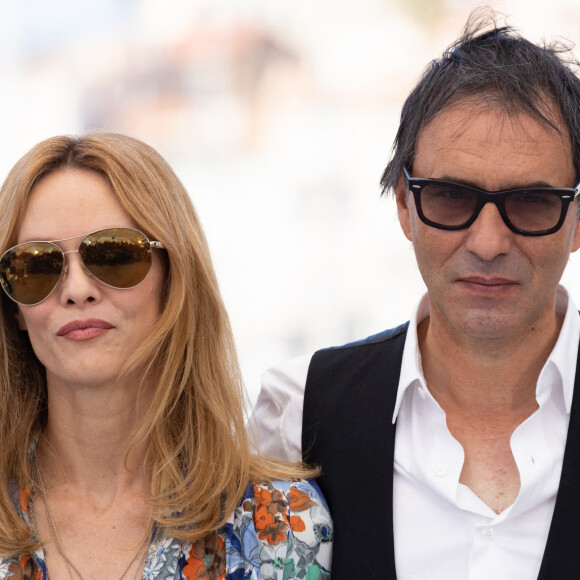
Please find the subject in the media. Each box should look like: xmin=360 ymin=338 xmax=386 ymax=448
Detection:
xmin=420 ymin=183 xmax=477 ymax=226
xmin=79 ymin=228 xmax=151 ymax=289
xmin=0 ymin=243 xmax=64 ymax=305
xmin=505 ymin=191 xmax=562 ymax=232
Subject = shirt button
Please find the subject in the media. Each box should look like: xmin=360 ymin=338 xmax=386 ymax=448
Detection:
xmin=433 ymin=463 xmax=447 ymax=477
xmin=417 ymin=386 xmax=426 ymax=399
xmin=481 ymin=527 xmax=496 ymax=541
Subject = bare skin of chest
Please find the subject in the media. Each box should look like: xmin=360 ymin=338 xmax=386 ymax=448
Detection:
xmin=446 ymin=414 xmax=532 ymax=514
xmin=33 ymin=490 xmax=151 ymax=580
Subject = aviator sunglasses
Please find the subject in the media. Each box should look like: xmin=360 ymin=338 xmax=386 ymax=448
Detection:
xmin=0 ymin=227 xmax=165 ymax=306
xmin=403 ymin=167 xmax=580 ymax=236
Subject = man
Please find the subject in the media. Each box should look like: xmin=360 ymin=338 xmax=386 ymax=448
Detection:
xmin=253 ymin=13 xmax=580 ymax=580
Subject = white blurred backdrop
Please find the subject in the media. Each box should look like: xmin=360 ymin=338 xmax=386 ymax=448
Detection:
xmin=2 ymin=0 xmax=580 ymax=403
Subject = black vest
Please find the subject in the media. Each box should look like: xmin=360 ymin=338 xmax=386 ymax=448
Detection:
xmin=302 ymin=323 xmax=580 ymax=579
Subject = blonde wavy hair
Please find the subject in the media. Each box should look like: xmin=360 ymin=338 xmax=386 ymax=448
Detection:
xmin=0 ymin=132 xmax=311 ymax=555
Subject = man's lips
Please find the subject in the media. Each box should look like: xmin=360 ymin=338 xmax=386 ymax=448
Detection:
xmin=458 ymin=276 xmax=518 ymax=286
xmin=57 ymin=319 xmax=114 ymax=340
xmin=456 ymin=276 xmax=518 ymax=295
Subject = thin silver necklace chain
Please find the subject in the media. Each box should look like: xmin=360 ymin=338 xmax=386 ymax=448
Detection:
xmin=32 ymin=455 xmax=151 ymax=580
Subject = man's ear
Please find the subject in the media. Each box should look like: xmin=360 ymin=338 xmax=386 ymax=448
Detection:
xmin=15 ymin=308 xmax=27 ymax=331
xmin=395 ymin=173 xmax=413 ymax=242
xmin=570 ymin=203 xmax=580 ymax=253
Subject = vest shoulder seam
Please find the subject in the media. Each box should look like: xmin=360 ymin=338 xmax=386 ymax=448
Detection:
xmin=316 ymin=321 xmax=409 ymax=354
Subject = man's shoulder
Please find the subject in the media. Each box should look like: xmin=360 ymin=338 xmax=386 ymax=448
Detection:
xmin=315 ymin=321 xmax=410 ymax=355
xmin=252 ymin=322 xmax=411 ymax=461
xmin=306 ymin=321 xmax=410 ymax=387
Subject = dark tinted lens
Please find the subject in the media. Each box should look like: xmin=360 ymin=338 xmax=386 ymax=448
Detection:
xmin=79 ymin=228 xmax=151 ymax=289
xmin=505 ymin=191 xmax=563 ymax=232
xmin=0 ymin=242 xmax=64 ymax=305
xmin=419 ymin=182 xmax=477 ymax=226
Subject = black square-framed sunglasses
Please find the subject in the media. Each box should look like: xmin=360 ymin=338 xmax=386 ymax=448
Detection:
xmin=403 ymin=167 xmax=580 ymax=236
xmin=0 ymin=227 xmax=165 ymax=306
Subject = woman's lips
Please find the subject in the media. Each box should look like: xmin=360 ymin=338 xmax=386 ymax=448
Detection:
xmin=57 ymin=319 xmax=114 ymax=341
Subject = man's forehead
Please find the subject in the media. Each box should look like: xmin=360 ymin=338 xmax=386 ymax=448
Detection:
xmin=412 ymin=100 xmax=575 ymax=188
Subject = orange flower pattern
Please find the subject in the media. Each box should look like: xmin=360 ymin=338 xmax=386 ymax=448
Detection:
xmin=182 ymin=531 xmax=226 ymax=579
xmin=250 ymin=485 xmax=314 ymax=545
xmin=3 ymin=479 xmax=332 ymax=579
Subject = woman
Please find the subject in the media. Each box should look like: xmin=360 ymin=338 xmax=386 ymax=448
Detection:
xmin=0 ymin=133 xmax=332 ymax=579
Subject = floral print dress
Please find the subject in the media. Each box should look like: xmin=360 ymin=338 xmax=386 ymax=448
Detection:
xmin=1 ymin=479 xmax=332 ymax=580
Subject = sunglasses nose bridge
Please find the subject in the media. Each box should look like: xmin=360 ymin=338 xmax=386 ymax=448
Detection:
xmin=468 ymin=195 xmax=515 ymax=235
xmin=470 ymin=193 xmax=511 ymax=229
xmin=60 ymin=249 xmax=94 ymax=283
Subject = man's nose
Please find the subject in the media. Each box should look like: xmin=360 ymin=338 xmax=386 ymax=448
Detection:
xmin=463 ymin=202 xmax=513 ymax=261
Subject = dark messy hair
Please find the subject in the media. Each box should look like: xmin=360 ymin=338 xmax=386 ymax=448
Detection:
xmin=380 ymin=9 xmax=580 ymax=193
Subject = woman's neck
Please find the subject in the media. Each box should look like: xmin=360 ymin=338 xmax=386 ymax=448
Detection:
xmin=37 ymin=374 xmax=154 ymax=498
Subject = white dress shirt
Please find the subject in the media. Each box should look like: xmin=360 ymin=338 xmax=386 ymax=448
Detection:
xmin=250 ymin=285 xmax=580 ymax=580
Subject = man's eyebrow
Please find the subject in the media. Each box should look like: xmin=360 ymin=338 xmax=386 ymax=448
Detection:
xmin=436 ymin=175 xmax=557 ymax=191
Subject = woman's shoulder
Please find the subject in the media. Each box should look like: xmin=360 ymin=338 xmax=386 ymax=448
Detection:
xmin=241 ymin=478 xmax=332 ymax=539
xmin=224 ymin=478 xmax=332 ymax=579
xmin=180 ymin=478 xmax=332 ymax=579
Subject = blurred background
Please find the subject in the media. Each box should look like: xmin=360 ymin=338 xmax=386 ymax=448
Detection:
xmin=2 ymin=0 xmax=580 ymax=404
